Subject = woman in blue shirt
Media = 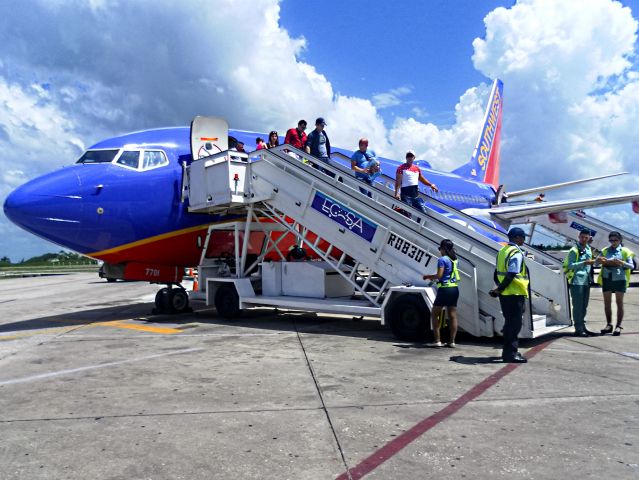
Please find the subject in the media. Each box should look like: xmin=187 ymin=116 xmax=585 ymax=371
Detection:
xmin=597 ymin=231 xmax=635 ymax=336
xmin=423 ymin=239 xmax=460 ymax=347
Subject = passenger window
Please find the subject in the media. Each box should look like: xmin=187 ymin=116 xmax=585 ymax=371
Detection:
xmin=116 ymin=151 xmax=140 ymax=169
xmin=143 ymin=150 xmax=168 ymax=170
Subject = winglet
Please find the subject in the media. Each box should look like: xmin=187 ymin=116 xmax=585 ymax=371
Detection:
xmin=452 ymin=79 xmax=504 ymax=188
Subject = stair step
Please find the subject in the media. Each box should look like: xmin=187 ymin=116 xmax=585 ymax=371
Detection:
xmin=532 ymin=314 xmax=547 ymax=330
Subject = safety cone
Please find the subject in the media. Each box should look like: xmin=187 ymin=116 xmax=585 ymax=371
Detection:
xmin=187 ymin=267 xmax=194 ymax=277
xmin=192 ymin=276 xmax=199 ymax=292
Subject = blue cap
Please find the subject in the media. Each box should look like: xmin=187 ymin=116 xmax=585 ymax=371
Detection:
xmin=315 ymin=117 xmax=327 ymax=126
xmin=507 ymin=227 xmax=526 ymax=239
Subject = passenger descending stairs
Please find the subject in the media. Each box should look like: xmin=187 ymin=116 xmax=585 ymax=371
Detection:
xmin=187 ymin=144 xmax=572 ymax=338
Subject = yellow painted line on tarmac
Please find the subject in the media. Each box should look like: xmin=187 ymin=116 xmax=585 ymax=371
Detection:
xmin=96 ymin=320 xmax=181 ymax=334
xmin=0 ymin=319 xmax=181 ymax=340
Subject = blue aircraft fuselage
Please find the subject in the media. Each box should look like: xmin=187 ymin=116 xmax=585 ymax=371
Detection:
xmin=4 ymin=127 xmax=498 ymax=270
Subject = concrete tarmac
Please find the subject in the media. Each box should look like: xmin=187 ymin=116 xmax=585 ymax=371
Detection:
xmin=0 ymin=273 xmax=638 ymax=479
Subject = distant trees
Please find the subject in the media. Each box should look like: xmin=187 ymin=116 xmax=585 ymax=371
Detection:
xmin=0 ymin=252 xmax=98 ymax=266
xmin=532 ymin=243 xmax=571 ymax=251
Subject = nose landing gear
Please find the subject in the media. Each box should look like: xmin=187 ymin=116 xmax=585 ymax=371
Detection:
xmin=153 ymin=284 xmax=192 ymax=314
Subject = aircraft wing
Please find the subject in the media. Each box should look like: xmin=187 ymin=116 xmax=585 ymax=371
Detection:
xmin=505 ymin=172 xmax=628 ymax=198
xmin=486 ymin=192 xmax=639 ymax=222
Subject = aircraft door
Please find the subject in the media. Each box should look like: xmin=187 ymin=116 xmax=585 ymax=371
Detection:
xmin=190 ymin=116 xmax=229 ymax=160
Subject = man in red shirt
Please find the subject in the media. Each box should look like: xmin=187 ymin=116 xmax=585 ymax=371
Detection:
xmin=284 ymin=120 xmax=308 ymax=150
xmin=394 ymin=150 xmax=438 ymax=213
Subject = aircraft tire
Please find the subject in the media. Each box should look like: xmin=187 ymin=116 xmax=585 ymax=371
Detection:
xmin=169 ymin=288 xmax=190 ymax=313
xmin=106 ymin=278 xmax=117 ymax=283
xmin=214 ymin=284 xmax=241 ymax=319
xmin=155 ymin=287 xmax=170 ymax=313
xmin=387 ymin=294 xmax=430 ymax=342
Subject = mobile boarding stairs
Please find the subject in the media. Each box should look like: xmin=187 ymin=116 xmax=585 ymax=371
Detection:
xmin=184 ymin=131 xmax=573 ymax=341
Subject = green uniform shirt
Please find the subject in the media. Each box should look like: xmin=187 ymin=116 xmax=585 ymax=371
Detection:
xmin=566 ymin=245 xmax=592 ymax=286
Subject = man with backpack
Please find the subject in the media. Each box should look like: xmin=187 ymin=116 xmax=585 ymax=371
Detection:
xmin=563 ymin=229 xmax=598 ymax=337
xmin=305 ymin=117 xmax=334 ymax=178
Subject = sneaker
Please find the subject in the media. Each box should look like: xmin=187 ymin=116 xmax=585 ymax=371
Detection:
xmin=446 ymin=342 xmax=457 ymax=348
xmin=426 ymin=341 xmax=443 ymax=348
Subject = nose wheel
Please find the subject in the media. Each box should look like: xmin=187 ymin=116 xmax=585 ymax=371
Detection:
xmin=153 ymin=285 xmax=192 ymax=314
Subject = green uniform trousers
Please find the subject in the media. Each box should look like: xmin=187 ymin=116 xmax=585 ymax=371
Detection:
xmin=569 ymin=284 xmax=590 ymax=333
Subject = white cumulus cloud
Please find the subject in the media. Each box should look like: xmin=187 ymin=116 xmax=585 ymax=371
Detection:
xmin=472 ymin=0 xmax=639 ymax=190
xmin=2 ymin=0 xmax=639 ymax=259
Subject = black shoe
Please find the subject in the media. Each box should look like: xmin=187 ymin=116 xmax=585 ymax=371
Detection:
xmin=573 ymin=331 xmax=589 ymax=337
xmin=601 ymin=324 xmax=613 ymax=335
xmin=503 ymin=353 xmax=528 ymax=363
xmin=583 ymin=329 xmax=598 ymax=337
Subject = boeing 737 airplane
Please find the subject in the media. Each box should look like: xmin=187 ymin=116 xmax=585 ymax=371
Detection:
xmin=4 ymin=79 xmax=639 ymax=313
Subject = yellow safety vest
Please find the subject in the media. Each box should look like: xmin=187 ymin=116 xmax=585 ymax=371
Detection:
xmin=496 ymin=244 xmax=529 ymax=297
xmin=562 ymin=245 xmax=592 ymax=284
xmin=437 ymin=257 xmax=460 ymax=288
xmin=597 ymin=246 xmax=635 ymax=287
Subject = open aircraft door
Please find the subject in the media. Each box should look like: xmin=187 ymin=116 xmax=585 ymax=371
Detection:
xmin=183 ymin=116 xmax=230 ymax=204
xmin=190 ymin=116 xmax=229 ymax=160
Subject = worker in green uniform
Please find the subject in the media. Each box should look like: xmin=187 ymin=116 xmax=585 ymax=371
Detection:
xmin=563 ymin=229 xmax=598 ymax=337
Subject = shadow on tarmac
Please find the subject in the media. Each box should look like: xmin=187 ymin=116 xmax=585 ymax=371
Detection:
xmin=450 ymin=355 xmax=504 ymax=364
xmin=1 ymin=297 xmax=581 ymax=349
xmin=0 ymin=301 xmax=401 ymax=342
xmin=0 ymin=302 xmax=156 ymax=333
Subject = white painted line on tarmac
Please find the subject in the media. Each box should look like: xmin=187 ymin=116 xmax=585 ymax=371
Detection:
xmin=621 ymin=352 xmax=639 ymax=359
xmin=0 ymin=347 xmax=204 ymax=387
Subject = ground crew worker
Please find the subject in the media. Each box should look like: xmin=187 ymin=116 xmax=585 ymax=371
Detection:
xmin=564 ymin=229 xmax=598 ymax=337
xmin=597 ymin=231 xmax=635 ymax=336
xmin=423 ymin=239 xmax=460 ymax=348
xmin=489 ymin=227 xmax=529 ymax=363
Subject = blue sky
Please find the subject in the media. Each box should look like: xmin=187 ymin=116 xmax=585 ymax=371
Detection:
xmin=281 ymin=0 xmax=513 ymax=124
xmin=1 ymin=0 xmax=639 ymax=261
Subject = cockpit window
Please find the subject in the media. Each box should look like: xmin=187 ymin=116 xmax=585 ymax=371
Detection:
xmin=116 ymin=151 xmax=140 ymax=169
xmin=142 ymin=150 xmax=168 ymax=170
xmin=76 ymin=149 xmax=119 ymax=164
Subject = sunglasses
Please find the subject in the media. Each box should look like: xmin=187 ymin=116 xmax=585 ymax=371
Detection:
xmin=609 ymin=238 xmax=620 ymax=242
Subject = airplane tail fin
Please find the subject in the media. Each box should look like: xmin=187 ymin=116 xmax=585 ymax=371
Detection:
xmin=452 ymin=79 xmax=503 ymax=188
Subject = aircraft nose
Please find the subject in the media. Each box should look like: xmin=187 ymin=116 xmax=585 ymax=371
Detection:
xmin=4 ymin=169 xmax=83 ymax=246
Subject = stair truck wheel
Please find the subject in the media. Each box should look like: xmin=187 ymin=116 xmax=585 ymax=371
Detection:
xmin=387 ymin=294 xmax=431 ymax=342
xmin=214 ymin=283 xmax=241 ymax=319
